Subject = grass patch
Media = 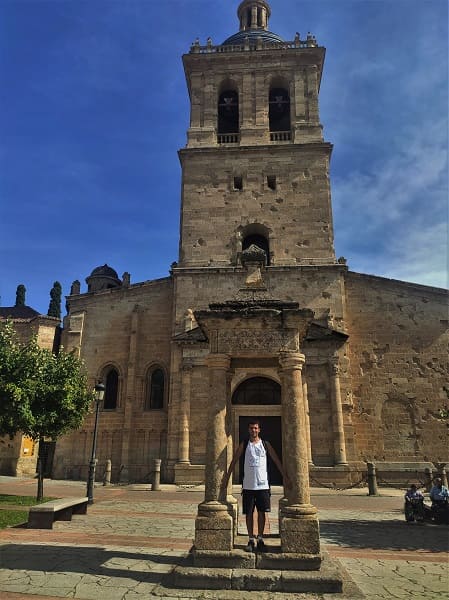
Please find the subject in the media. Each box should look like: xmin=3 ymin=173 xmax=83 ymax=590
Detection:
xmin=0 ymin=494 xmax=54 ymax=506
xmin=0 ymin=509 xmax=28 ymax=528
xmin=0 ymin=494 xmax=56 ymax=529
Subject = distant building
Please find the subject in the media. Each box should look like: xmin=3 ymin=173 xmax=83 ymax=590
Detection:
xmin=52 ymin=0 xmax=447 ymax=485
xmin=0 ymin=306 xmax=60 ymax=476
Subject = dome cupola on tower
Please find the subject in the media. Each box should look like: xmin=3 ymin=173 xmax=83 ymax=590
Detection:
xmin=223 ymin=0 xmax=284 ymax=46
xmin=85 ymin=264 xmax=121 ymax=293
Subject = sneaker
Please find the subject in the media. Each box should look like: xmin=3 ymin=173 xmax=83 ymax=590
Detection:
xmin=245 ymin=539 xmax=256 ymax=553
xmin=256 ymin=538 xmax=267 ymax=552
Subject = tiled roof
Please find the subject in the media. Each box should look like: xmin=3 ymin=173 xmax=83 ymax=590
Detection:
xmin=0 ymin=306 xmax=41 ymax=319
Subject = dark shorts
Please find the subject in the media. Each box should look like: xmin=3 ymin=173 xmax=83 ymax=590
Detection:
xmin=242 ymin=489 xmax=271 ymax=514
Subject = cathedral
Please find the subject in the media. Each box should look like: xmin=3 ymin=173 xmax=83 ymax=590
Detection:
xmin=52 ymin=0 xmax=448 ymax=486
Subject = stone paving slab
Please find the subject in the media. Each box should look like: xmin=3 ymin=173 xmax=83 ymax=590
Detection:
xmin=0 ymin=477 xmax=447 ymax=599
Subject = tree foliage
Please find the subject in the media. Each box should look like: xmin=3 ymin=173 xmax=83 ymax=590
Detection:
xmin=15 ymin=284 xmax=26 ymax=307
xmin=47 ymin=281 xmax=62 ymax=319
xmin=0 ymin=320 xmax=94 ymax=440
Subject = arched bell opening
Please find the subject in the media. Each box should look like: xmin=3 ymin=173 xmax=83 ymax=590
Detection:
xmin=218 ymin=89 xmax=239 ymax=135
xmin=269 ymin=86 xmax=291 ymax=136
xmin=240 ymin=223 xmax=271 ymax=265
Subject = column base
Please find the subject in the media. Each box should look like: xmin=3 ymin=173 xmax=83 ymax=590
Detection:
xmin=226 ymin=495 xmax=239 ymax=540
xmin=280 ymin=504 xmax=320 ymax=554
xmin=195 ymin=501 xmax=233 ymax=551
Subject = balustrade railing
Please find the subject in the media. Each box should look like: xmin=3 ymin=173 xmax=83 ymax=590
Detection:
xmin=190 ymin=36 xmax=318 ymax=55
xmin=217 ymin=133 xmax=240 ymax=144
xmin=270 ymin=131 xmax=292 ymax=142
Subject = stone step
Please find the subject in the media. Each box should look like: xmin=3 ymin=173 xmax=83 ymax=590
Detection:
xmin=171 ymin=552 xmax=364 ymax=596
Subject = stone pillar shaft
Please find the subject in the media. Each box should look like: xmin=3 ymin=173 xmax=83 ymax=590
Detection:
xmin=203 ymin=354 xmax=231 ymax=502
xmin=177 ymin=366 xmax=191 ymax=464
xmin=330 ymin=358 xmax=347 ymax=465
xmin=279 ymin=352 xmax=310 ymax=505
xmin=302 ymin=376 xmax=313 ymax=465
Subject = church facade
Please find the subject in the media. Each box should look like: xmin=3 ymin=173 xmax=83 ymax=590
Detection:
xmin=53 ymin=0 xmax=448 ymax=486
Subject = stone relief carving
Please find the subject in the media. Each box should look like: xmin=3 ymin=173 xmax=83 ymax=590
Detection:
xmin=217 ymin=329 xmax=299 ymax=353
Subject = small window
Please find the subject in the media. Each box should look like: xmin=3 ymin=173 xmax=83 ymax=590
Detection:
xmin=146 ymin=368 xmax=165 ymax=410
xmin=104 ymin=369 xmax=118 ymax=409
xmin=233 ymin=176 xmax=243 ymax=191
xmin=267 ymin=175 xmax=276 ymax=190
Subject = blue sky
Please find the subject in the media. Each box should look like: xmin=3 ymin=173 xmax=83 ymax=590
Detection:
xmin=1 ymin=0 xmax=447 ymax=314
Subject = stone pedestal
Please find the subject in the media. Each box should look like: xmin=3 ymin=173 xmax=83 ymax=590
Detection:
xmin=195 ymin=501 xmax=233 ymax=551
xmin=281 ymin=505 xmax=321 ymax=555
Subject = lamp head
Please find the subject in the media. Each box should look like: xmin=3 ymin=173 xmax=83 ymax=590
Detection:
xmin=94 ymin=382 xmax=105 ymax=402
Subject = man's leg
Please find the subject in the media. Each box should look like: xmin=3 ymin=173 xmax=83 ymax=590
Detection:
xmin=257 ymin=510 xmax=266 ymax=536
xmin=246 ymin=511 xmax=255 ymax=537
xmin=243 ymin=491 xmax=256 ymax=552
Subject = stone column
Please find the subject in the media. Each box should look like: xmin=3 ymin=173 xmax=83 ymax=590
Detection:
xmin=329 ymin=357 xmax=348 ymax=465
xmin=302 ymin=373 xmax=313 ymax=465
xmin=194 ymin=354 xmax=233 ymax=551
xmin=279 ymin=352 xmax=320 ymax=555
xmin=177 ymin=364 xmax=192 ymax=464
xmin=119 ymin=306 xmax=140 ymax=483
xmin=251 ymin=5 xmax=257 ymax=27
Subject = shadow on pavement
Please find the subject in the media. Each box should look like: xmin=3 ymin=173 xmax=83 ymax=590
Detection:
xmin=320 ymin=518 xmax=449 ymax=553
xmin=0 ymin=544 xmax=185 ymax=583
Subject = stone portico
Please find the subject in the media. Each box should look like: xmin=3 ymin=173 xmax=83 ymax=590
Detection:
xmin=189 ymin=299 xmax=320 ymax=561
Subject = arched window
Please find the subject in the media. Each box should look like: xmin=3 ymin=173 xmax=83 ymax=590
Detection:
xmin=145 ymin=368 xmax=165 ymax=410
xmin=269 ymin=87 xmax=290 ymax=133
xmin=104 ymin=368 xmax=118 ymax=410
xmin=242 ymin=233 xmax=270 ymax=265
xmin=218 ymin=90 xmax=239 ymax=135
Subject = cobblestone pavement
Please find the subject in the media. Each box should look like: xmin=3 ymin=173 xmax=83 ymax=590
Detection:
xmin=0 ymin=477 xmax=447 ymax=599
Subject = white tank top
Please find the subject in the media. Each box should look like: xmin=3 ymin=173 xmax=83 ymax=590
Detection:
xmin=243 ymin=439 xmax=269 ymax=490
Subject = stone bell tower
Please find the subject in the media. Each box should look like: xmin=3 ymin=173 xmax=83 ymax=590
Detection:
xmin=178 ymin=0 xmax=335 ymax=272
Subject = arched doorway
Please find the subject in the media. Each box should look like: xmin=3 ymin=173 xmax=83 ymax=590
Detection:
xmin=232 ymin=377 xmax=283 ymax=485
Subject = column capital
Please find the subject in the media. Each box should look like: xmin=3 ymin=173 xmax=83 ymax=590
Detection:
xmin=279 ymin=351 xmax=305 ymax=371
xmin=329 ymin=357 xmax=340 ymax=376
xmin=205 ymin=353 xmax=231 ymax=370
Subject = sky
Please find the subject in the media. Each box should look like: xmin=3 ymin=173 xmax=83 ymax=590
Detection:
xmin=1 ymin=0 xmax=447 ymax=315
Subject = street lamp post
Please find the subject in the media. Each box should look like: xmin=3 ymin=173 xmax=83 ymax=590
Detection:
xmin=87 ymin=382 xmax=105 ymax=504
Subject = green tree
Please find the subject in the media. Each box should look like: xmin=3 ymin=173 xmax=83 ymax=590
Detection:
xmin=47 ymin=281 xmax=62 ymax=319
xmin=0 ymin=321 xmax=94 ymax=500
xmin=15 ymin=284 xmax=26 ymax=307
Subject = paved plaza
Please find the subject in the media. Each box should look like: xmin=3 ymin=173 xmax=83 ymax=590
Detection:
xmin=0 ymin=476 xmax=447 ymax=599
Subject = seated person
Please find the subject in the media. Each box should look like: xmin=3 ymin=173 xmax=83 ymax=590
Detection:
xmin=404 ymin=484 xmax=425 ymax=522
xmin=429 ymin=477 xmax=449 ymax=524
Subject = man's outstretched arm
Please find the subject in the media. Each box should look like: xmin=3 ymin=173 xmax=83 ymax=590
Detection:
xmin=266 ymin=442 xmax=291 ymax=488
xmin=221 ymin=441 xmax=244 ymax=491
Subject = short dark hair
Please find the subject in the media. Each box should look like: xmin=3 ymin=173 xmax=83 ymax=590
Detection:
xmin=248 ymin=418 xmax=261 ymax=427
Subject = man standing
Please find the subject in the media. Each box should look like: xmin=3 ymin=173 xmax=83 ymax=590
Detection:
xmin=221 ymin=418 xmax=288 ymax=552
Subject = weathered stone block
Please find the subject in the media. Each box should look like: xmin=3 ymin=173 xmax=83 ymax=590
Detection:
xmin=281 ymin=516 xmax=321 ymax=554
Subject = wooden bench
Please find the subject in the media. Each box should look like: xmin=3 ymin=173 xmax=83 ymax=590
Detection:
xmin=28 ymin=497 xmax=89 ymax=529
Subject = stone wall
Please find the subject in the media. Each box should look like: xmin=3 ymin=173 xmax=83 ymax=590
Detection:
xmin=178 ymin=145 xmax=335 ymax=268
xmin=53 ymin=278 xmax=173 ymax=482
xmin=344 ymin=272 xmax=449 ymax=465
